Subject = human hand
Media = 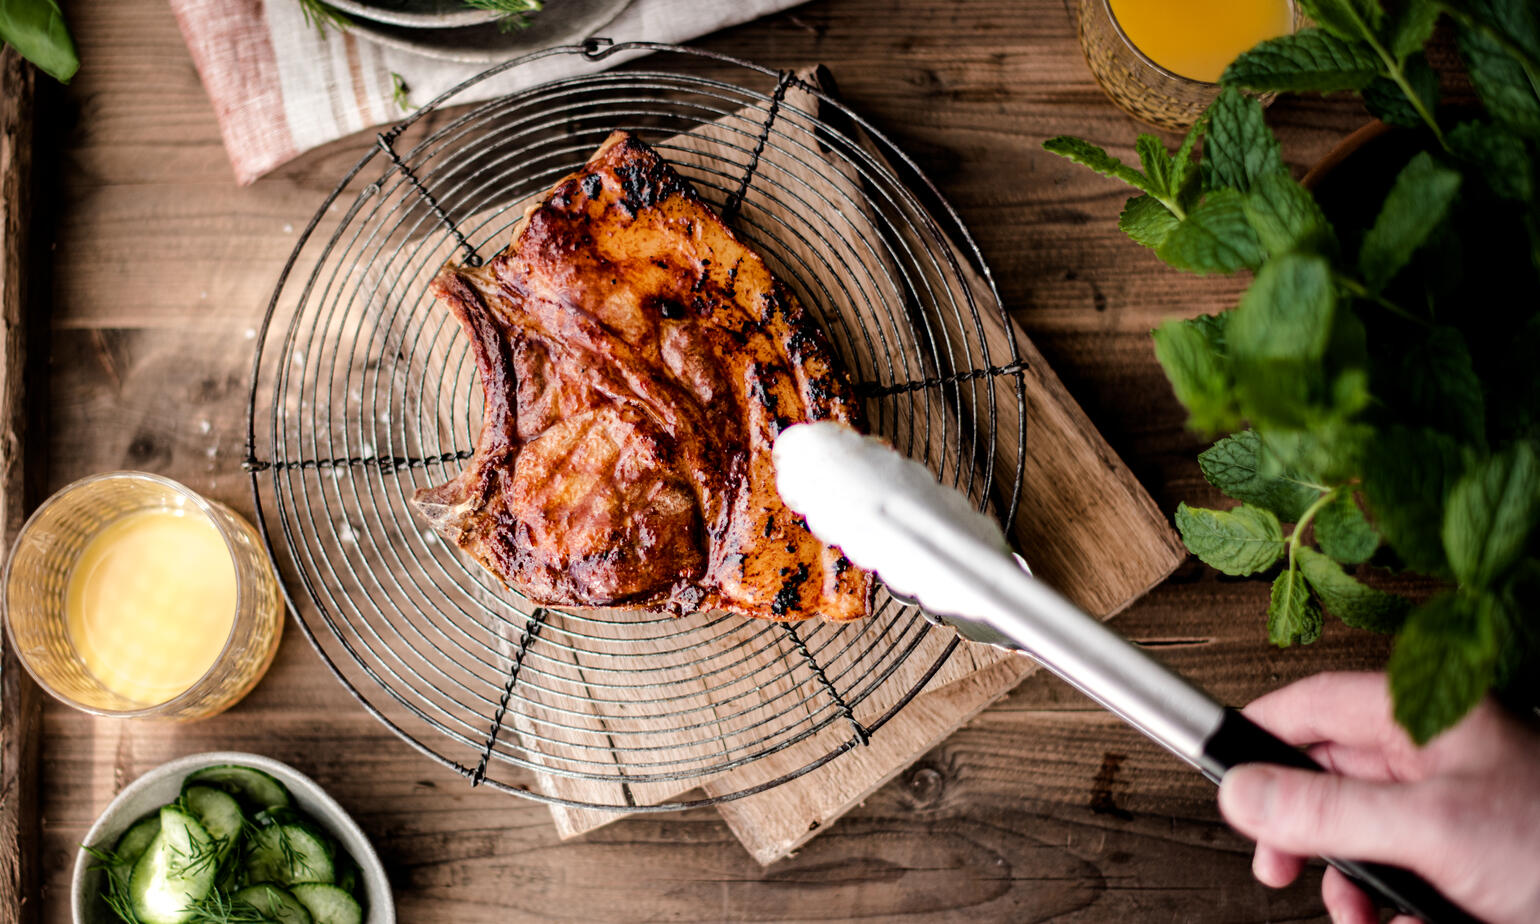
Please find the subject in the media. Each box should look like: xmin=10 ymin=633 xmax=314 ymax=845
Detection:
xmin=1217 ymin=671 xmax=1540 ymax=924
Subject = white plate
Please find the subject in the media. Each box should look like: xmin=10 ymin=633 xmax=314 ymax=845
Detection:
xmin=72 ymin=751 xmax=395 ymax=924
xmin=346 ymin=0 xmax=631 ymax=63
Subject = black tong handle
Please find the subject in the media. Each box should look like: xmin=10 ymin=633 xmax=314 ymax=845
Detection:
xmin=1200 ymin=709 xmax=1482 ymax=924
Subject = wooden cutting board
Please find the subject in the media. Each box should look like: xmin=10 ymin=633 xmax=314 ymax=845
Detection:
xmin=519 ymin=67 xmax=1185 ymax=863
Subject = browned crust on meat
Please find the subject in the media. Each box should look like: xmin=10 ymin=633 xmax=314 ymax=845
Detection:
xmin=412 ymin=131 xmax=872 ymax=621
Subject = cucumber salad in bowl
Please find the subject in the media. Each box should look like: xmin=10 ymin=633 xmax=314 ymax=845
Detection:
xmin=77 ymin=757 xmax=388 ymax=924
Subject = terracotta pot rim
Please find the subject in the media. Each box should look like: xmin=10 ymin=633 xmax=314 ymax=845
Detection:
xmin=1301 ymin=119 xmax=1392 ymax=190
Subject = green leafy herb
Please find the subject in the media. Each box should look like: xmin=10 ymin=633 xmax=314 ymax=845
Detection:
xmin=1046 ymin=0 xmax=1540 ymax=741
xmin=1174 ymin=502 xmax=1285 ymax=576
xmin=1389 ymin=592 xmax=1501 ymax=744
xmin=1298 ymin=0 xmax=1384 ymax=43
xmin=1043 ymin=136 xmax=1157 ymax=196
xmin=464 ymin=0 xmax=545 ymax=31
xmin=1442 ymin=442 xmax=1540 ymax=588
xmin=1119 ymin=195 xmax=1181 ymax=248
xmin=1206 ymin=88 xmax=1284 ymax=193
xmin=390 ymin=71 xmax=416 ymax=111
xmin=298 ymin=0 xmax=351 ymax=35
xmin=1221 ymin=28 xmax=1384 ymax=92
xmin=1243 ymin=170 xmax=1333 ymax=256
xmin=1152 ymin=314 xmax=1239 ymax=434
xmin=1313 ymin=490 xmax=1380 ymax=564
xmin=0 ymin=0 xmax=78 ymax=83
xmin=1268 ymin=563 xmax=1323 ymax=646
xmin=1198 ymin=429 xmax=1323 ymax=522
xmin=1297 ymin=546 xmax=1409 ymax=632
xmin=1155 ymin=188 xmax=1266 ymax=274
xmin=1358 ymin=152 xmax=1462 ymax=292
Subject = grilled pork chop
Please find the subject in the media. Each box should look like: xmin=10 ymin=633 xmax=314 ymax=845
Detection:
xmin=412 ymin=131 xmax=873 ymax=622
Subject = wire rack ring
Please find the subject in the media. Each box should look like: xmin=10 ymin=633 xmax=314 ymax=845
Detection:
xmin=244 ymin=41 xmax=1027 ymax=812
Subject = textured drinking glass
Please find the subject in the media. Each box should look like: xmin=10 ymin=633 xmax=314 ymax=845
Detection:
xmin=1075 ymin=0 xmax=1297 ymax=130
xmin=4 ymin=472 xmax=284 ymax=720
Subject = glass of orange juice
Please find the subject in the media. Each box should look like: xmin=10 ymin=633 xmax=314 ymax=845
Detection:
xmin=1075 ymin=0 xmax=1298 ymax=130
xmin=4 ymin=472 xmax=283 ymax=720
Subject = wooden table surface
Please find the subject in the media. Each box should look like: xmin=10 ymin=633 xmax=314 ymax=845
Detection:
xmin=25 ymin=0 xmax=1403 ymax=920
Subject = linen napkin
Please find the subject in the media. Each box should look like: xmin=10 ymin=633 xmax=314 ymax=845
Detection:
xmin=168 ymin=0 xmax=808 ymax=184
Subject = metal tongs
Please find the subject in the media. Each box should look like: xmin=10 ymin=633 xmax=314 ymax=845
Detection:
xmin=773 ymin=423 xmax=1475 ymax=924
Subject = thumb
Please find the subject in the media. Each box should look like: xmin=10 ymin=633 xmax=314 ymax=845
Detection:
xmin=1218 ymin=764 xmax=1441 ymax=872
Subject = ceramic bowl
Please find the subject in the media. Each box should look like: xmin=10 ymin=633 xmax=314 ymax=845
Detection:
xmin=71 ymin=751 xmax=394 ymax=924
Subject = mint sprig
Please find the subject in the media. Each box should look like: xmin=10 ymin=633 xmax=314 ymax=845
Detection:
xmin=1044 ymin=0 xmax=1540 ymax=742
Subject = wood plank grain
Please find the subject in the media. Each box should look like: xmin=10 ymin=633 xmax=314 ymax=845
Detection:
xmin=0 ymin=45 xmax=42 ymax=924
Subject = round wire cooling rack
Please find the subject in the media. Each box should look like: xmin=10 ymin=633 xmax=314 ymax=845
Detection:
xmin=244 ymin=40 xmax=1028 ymax=811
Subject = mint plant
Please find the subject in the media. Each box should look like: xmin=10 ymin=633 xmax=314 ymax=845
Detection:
xmin=1046 ymin=0 xmax=1540 ymax=744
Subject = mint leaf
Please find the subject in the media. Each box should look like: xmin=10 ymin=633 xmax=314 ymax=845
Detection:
xmin=1358 ymin=151 xmax=1462 ymax=292
xmin=1198 ymin=430 xmax=1322 ymax=522
xmin=1361 ymin=427 xmax=1465 ymax=574
xmin=0 ymin=0 xmax=79 ymax=84
xmin=1299 ymin=0 xmax=1385 ymax=43
xmin=1389 ymin=592 xmax=1500 ymax=744
xmin=1244 ymin=171 xmax=1333 ymax=255
xmin=1362 ymin=54 xmax=1439 ymax=129
xmin=1120 ymin=195 xmax=1180 ymax=248
xmin=1205 ymin=88 xmax=1285 ymax=194
xmin=1222 ymin=28 xmax=1385 ymax=93
xmin=1449 ymin=120 xmax=1534 ymax=201
xmin=1392 ymin=326 xmax=1487 ymax=445
xmin=1297 ymin=546 xmax=1409 ymax=632
xmin=1152 ymin=314 xmax=1239 ymax=433
xmin=1170 ymin=111 xmax=1207 ymax=206
xmin=1443 ymin=442 xmax=1540 ymax=587
xmin=1264 ymin=421 xmax=1372 ymax=487
xmin=1043 ymin=136 xmax=1154 ymax=193
xmin=1155 ymin=189 xmax=1267 ymax=274
xmin=1268 ymin=563 xmax=1323 ymax=646
xmin=1136 ymin=134 xmax=1177 ymax=199
xmin=1457 ymin=20 xmax=1540 ymax=137
xmin=1314 ymin=491 xmax=1380 ymax=563
xmin=1229 ymin=253 xmax=1336 ymax=361
xmin=1176 ymin=502 xmax=1286 ymax=576
xmin=1390 ymin=0 xmax=1440 ymax=59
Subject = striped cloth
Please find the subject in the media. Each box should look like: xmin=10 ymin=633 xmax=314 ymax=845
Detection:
xmin=169 ymin=0 xmax=808 ymax=184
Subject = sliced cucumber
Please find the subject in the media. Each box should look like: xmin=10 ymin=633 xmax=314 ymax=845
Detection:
xmin=233 ymin=883 xmax=314 ymax=924
xmin=184 ymin=765 xmax=292 ymax=813
xmin=114 ymin=814 xmax=162 ymax=865
xmin=182 ymin=786 xmax=244 ymax=862
xmin=331 ymin=852 xmax=358 ymax=896
xmin=244 ymin=824 xmax=335 ymax=886
xmin=128 ymin=807 xmax=217 ymax=924
xmin=290 ymin=883 xmax=363 ymax=924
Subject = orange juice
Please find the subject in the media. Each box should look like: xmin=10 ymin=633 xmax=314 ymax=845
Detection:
xmin=1108 ymin=0 xmax=1294 ymax=83
xmin=65 ymin=508 xmax=238 ymax=706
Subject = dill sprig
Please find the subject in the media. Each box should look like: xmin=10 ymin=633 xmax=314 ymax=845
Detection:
xmin=462 ymin=0 xmax=544 ymax=32
xmin=275 ymin=827 xmax=316 ymax=879
xmin=186 ymin=891 xmax=272 ymax=924
xmin=167 ymin=835 xmax=222 ymax=879
xmin=81 ymin=844 xmax=143 ymax=924
xmin=298 ymin=0 xmax=352 ymax=36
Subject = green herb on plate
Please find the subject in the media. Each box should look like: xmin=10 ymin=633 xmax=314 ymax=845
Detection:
xmin=1045 ymin=0 xmax=1540 ymax=744
xmin=390 ymin=70 xmax=415 ymax=111
xmin=298 ymin=0 xmax=352 ymax=37
xmin=86 ymin=764 xmax=365 ymax=924
xmin=463 ymin=0 xmax=544 ymax=32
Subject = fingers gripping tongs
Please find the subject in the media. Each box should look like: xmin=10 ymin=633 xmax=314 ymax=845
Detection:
xmin=773 ymin=423 xmax=1476 ymax=924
